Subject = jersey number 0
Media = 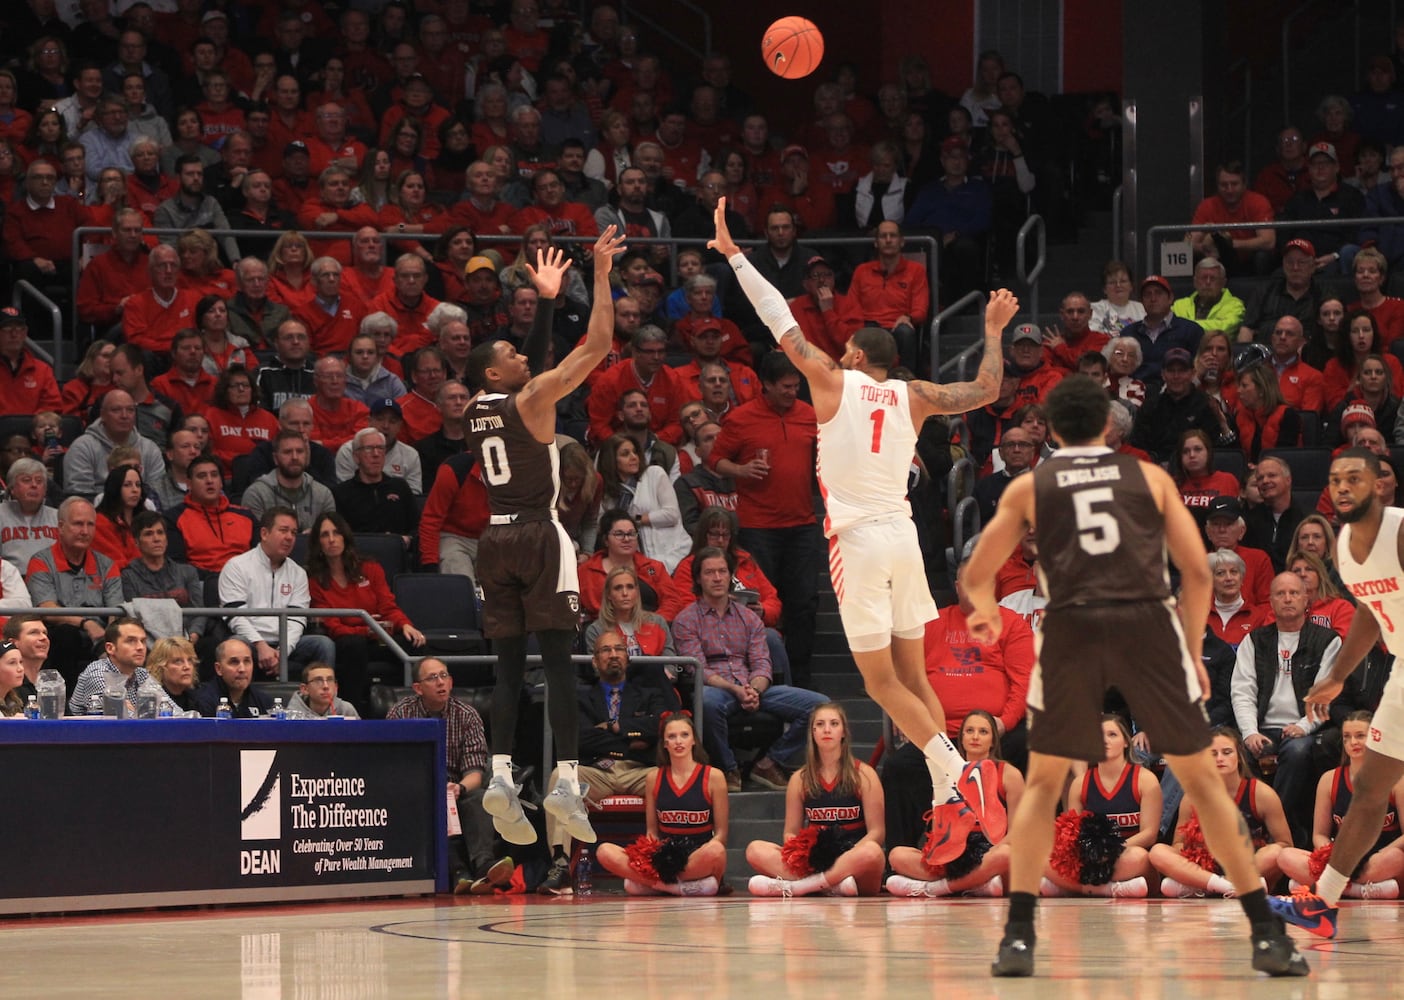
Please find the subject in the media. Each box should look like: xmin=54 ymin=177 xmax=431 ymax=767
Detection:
xmin=481 ymin=436 xmax=512 ymax=485
xmin=1072 ymin=487 xmax=1121 ymax=555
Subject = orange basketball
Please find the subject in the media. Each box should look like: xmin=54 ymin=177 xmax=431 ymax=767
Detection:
xmin=761 ymin=16 xmax=824 ymax=79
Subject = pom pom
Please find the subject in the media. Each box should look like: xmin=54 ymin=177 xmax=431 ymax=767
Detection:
xmin=1308 ymin=842 xmax=1334 ymax=883
xmin=1075 ymin=812 xmax=1125 ymax=886
xmin=781 ymin=826 xmax=822 ymax=877
xmin=808 ymin=826 xmax=851 ymax=875
xmin=1177 ymin=816 xmax=1219 ymax=874
xmin=1049 ymin=809 xmax=1086 ymax=882
xmin=625 ymin=836 xmax=662 ymax=883
xmin=942 ymin=831 xmax=993 ymax=881
xmin=652 ymin=836 xmax=694 ymax=884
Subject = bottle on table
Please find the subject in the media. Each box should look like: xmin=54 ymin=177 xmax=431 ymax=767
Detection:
xmin=24 ymin=695 xmax=38 ymax=720
xmin=216 ymin=697 xmax=232 ymax=720
xmin=272 ymin=697 xmax=286 ymax=720
xmin=573 ymin=846 xmax=594 ymax=896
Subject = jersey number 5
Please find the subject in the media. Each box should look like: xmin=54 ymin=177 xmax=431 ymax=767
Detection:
xmin=1072 ymin=487 xmax=1121 ymax=555
xmin=481 ymin=436 xmax=512 ymax=485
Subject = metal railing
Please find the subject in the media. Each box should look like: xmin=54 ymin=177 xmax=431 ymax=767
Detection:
xmin=948 ymin=495 xmax=981 ymax=567
xmin=946 ymin=456 xmax=974 ymax=518
xmin=1111 ymin=185 xmax=1123 ymax=263
xmin=620 ymin=0 xmax=712 ymax=62
xmin=11 ymin=280 xmax=63 ymax=372
xmin=1015 ymin=214 xmax=1046 ymax=320
xmin=931 ymin=290 xmax=987 ymax=382
xmin=1142 ymin=215 xmax=1404 ymax=287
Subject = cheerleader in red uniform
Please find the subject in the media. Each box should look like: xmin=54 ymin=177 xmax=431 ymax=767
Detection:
xmin=1149 ymin=727 xmax=1291 ymax=896
xmin=885 ymin=710 xmax=1024 ymax=897
xmin=745 ymin=702 xmax=887 ymax=896
xmin=1278 ymin=711 xmax=1404 ymax=898
xmin=597 ymin=714 xmax=729 ymax=896
xmin=1041 ymin=715 xmax=1161 ymax=897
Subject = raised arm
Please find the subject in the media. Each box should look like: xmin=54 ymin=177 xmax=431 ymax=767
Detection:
xmin=708 ymin=197 xmax=842 ymax=392
xmin=522 ymin=245 xmax=571 ymax=375
xmin=907 ymin=288 xmax=1020 ymax=420
xmin=519 ymin=226 xmax=627 ymax=418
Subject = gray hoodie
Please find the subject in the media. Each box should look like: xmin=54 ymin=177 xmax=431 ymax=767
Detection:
xmin=241 ymin=470 xmax=336 ymax=532
xmin=63 ymin=423 xmax=166 ymax=499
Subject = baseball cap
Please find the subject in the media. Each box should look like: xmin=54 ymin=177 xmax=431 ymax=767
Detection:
xmin=283 ymin=140 xmax=309 ymax=157
xmin=1341 ymin=402 xmax=1377 ymax=431
xmin=1283 ymin=237 xmax=1316 ymax=258
xmin=804 ymin=254 xmax=833 ymax=274
xmin=940 ymin=135 xmax=969 ymax=154
xmin=1205 ymin=496 xmax=1243 ymax=521
xmin=781 ymin=144 xmax=808 ymax=161
xmin=692 ymin=319 xmax=723 ymax=337
xmin=1308 ymin=141 xmax=1337 ymax=162
xmin=0 ymin=306 xmax=26 ymax=328
xmin=1010 ymin=323 xmax=1041 ymax=344
xmin=369 ymin=398 xmax=403 ymax=418
xmin=1162 ymin=348 xmax=1193 ymax=368
xmin=1140 ymin=274 xmax=1172 ymax=295
xmin=201 ymin=10 xmax=227 ymax=22
xmin=464 ymin=255 xmax=497 ymax=275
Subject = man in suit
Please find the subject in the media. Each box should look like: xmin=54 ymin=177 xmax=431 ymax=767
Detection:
xmin=537 ymin=629 xmax=666 ymax=895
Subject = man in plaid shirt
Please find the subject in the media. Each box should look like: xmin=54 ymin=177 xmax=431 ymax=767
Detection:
xmin=672 ymin=547 xmax=826 ymax=793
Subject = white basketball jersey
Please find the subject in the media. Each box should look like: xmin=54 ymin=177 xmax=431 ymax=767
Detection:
xmin=816 ymin=369 xmax=918 ymax=536
xmin=1338 ymin=506 xmax=1404 ymax=659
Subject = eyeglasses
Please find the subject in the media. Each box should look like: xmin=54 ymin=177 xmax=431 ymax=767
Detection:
xmin=418 ymin=671 xmax=451 ymax=684
xmin=1001 ymin=440 xmax=1035 ymax=449
xmin=596 ymin=644 xmax=628 ymax=653
xmin=609 ymin=530 xmax=638 ymax=539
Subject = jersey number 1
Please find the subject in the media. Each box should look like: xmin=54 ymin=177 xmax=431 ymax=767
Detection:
xmin=481 ymin=436 xmax=512 ymax=485
xmin=1072 ymin=487 xmax=1121 ymax=555
xmin=869 ymin=408 xmax=885 ymax=453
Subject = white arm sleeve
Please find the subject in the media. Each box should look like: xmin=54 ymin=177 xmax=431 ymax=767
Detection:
xmin=728 ymin=253 xmax=798 ymax=344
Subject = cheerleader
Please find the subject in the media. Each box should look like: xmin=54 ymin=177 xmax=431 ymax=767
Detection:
xmin=1042 ymin=715 xmax=1161 ymax=897
xmin=596 ymin=714 xmax=728 ymax=896
xmin=885 ymin=710 xmax=1024 ymax=897
xmin=1278 ymin=711 xmax=1404 ymax=898
xmin=1149 ymin=726 xmax=1291 ymax=896
xmin=746 ymin=703 xmax=887 ymax=897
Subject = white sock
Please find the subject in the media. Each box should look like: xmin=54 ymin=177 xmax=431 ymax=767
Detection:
xmin=922 ymin=732 xmax=965 ymax=801
xmin=492 ymin=755 xmax=513 ymax=783
xmin=791 ymin=872 xmax=831 ymax=896
xmin=558 ymin=759 xmax=579 ymax=792
xmin=1206 ymin=873 xmax=1235 ymax=895
xmin=1318 ymin=865 xmax=1349 ymax=906
xmin=924 ymin=878 xmax=951 ymax=897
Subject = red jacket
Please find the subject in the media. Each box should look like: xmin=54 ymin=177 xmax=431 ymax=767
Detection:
xmin=671 ymin=358 xmax=762 ymax=406
xmin=309 ymin=560 xmax=411 ymax=638
xmin=1233 ymin=544 xmax=1275 ymax=607
xmin=1275 ymin=359 xmax=1325 ymax=414
xmin=121 ymin=288 xmax=202 ymax=353
xmin=306 ymin=136 xmax=368 ymax=177
xmin=294 ymin=294 xmax=368 ymax=355
xmin=341 ymin=266 xmax=396 ymax=306
xmin=924 ymin=604 xmax=1034 ymax=738
xmin=0 ymin=351 xmax=61 ymax=414
xmin=92 ymin=513 xmax=139 ymax=570
xmin=1209 ymin=602 xmax=1263 ymax=647
xmin=995 ymin=551 xmax=1039 ymax=601
xmin=206 ymin=404 xmax=280 ymax=474
xmin=788 ymin=291 xmax=863 ymax=361
xmin=663 ymin=548 xmax=780 ymax=626
xmin=3 ymin=194 xmax=90 ymax=262
xmin=707 ymin=396 xmax=818 ymax=529
xmin=310 ymin=395 xmax=369 ymax=450
xmin=1045 ymin=330 xmax=1112 ymax=372
xmin=295 ymin=197 xmax=380 ymax=264
xmin=578 ymin=551 xmax=677 ymax=620
xmin=508 ymin=202 xmax=600 ymax=238
xmin=418 ymin=453 xmax=490 ymax=566
xmin=396 ymin=390 xmax=442 ymax=445
xmin=77 ymin=247 xmax=149 ymax=326
xmin=369 ymin=290 xmax=442 ymax=355
xmin=449 ymin=199 xmax=517 ymax=242
xmin=151 ymin=370 xmax=216 ymax=418
xmin=848 ymin=257 xmax=931 ymax=329
xmin=171 ymin=494 xmax=257 ymax=574
xmin=587 ymin=361 xmax=687 ymax=446
xmin=671 ymin=315 xmax=752 ymax=366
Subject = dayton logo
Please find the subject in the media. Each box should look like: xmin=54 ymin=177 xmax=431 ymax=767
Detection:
xmin=240 ymin=749 xmax=281 ymax=841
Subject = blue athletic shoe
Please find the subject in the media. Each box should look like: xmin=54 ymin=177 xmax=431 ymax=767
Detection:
xmin=1269 ymin=888 xmax=1339 ymax=940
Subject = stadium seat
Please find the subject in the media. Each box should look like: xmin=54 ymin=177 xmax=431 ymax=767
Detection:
xmin=392 ymin=573 xmax=488 ymax=684
xmin=1262 ymin=446 xmax=1334 ymax=492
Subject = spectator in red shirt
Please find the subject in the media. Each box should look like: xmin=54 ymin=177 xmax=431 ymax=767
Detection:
xmin=1269 ymin=316 xmax=1326 ymax=413
xmin=77 ymin=208 xmax=150 ymax=336
xmin=652 ymin=106 xmax=705 ymax=191
xmin=3 ymin=159 xmax=89 ymax=290
xmin=295 ymin=164 xmax=380 ymax=265
xmin=0 ymin=308 xmax=61 ymax=415
xmin=1208 ymin=548 xmax=1261 ymax=648
xmin=706 ymin=352 xmax=821 ymax=687
xmin=151 ymin=329 xmax=217 ymax=418
xmin=509 ymin=168 xmax=600 ymax=239
xmin=1204 ymin=496 xmax=1274 ymax=606
xmin=396 ymin=347 xmax=447 ymax=445
xmin=587 ymin=325 xmax=687 ymax=446
xmin=1006 ymin=323 xmax=1064 ymax=407
xmin=417 ymin=451 xmax=489 ymax=581
xmin=369 ymin=255 xmax=442 ymax=355
xmin=1041 ymin=292 xmax=1110 ymax=372
xmin=305 ymin=101 xmax=366 ymax=176
xmin=308 ymin=355 xmax=370 ymax=451
xmin=1252 ymin=127 xmax=1311 ymax=214
xmin=449 ymin=159 xmax=517 ymax=241
xmin=672 ymin=321 xmax=761 ymax=406
xmin=168 ymin=454 xmax=257 ymax=575
xmin=1192 ymin=161 xmax=1276 ymax=276
xmin=848 ymin=221 xmax=931 ymax=368
xmin=205 ymin=366 xmax=280 ymax=475
xmin=293 ymin=256 xmax=368 ymax=355
xmin=787 ymin=254 xmax=862 ymax=361
xmin=121 ymin=245 xmax=202 ymax=353
xmin=812 ymin=113 xmax=869 ymax=196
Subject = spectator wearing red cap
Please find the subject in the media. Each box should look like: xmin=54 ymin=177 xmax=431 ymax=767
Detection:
xmin=0 ymin=308 xmax=60 ymax=414
xmin=1171 ymin=257 xmax=1245 ymax=337
xmin=848 ymin=221 xmax=930 ymax=368
xmin=1251 ymin=127 xmax=1311 ymax=214
xmin=1191 ymin=162 xmax=1276 ymax=276
xmin=588 ymin=325 xmax=687 ymax=446
xmin=905 ymin=135 xmax=992 ymax=300
xmin=670 ymin=273 xmax=751 ymax=366
xmin=671 ymin=321 xmax=761 ymax=408
xmin=786 ymin=255 xmax=863 ymax=362
xmin=1280 ymin=140 xmax=1366 ymax=271
xmin=1237 ymin=238 xmax=1329 ymax=342
xmin=1123 ymin=274 xmax=1205 ymax=382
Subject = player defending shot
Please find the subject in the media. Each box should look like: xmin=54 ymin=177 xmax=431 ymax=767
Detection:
xmin=709 ymin=197 xmax=1018 ymax=861
xmin=963 ymin=375 xmax=1308 ymax=979
xmin=465 ymin=228 xmax=628 ymax=847
xmin=1272 ymin=448 xmax=1404 ymax=938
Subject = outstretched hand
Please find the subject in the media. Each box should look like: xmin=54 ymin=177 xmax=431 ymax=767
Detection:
xmin=966 ymin=602 xmax=1004 ymax=645
xmin=707 ymin=196 xmax=740 ymax=258
xmin=592 ymin=225 xmax=627 ymax=273
xmin=524 ymin=246 xmax=571 ymax=298
xmin=986 ymin=288 xmax=1021 ymax=331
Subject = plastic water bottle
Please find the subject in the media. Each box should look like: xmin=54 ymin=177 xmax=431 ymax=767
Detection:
xmin=88 ymin=694 xmax=103 ymax=716
xmin=134 ymin=680 xmax=159 ymax=719
xmin=216 ymin=697 xmax=232 ymax=720
xmin=271 ymin=698 xmax=286 ymax=720
xmin=37 ymin=669 xmax=64 ymax=719
xmin=158 ymin=700 xmax=174 ymax=719
xmin=24 ymin=695 xmax=39 ymax=720
xmin=573 ymin=846 xmax=594 ymax=896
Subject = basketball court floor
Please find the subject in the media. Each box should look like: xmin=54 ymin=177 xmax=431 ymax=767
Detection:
xmin=3 ymin=894 xmax=1398 ymax=998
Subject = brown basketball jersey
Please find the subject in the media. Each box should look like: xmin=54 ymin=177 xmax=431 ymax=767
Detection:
xmin=463 ymin=391 xmax=560 ymax=517
xmin=1032 ymin=447 xmax=1170 ymax=610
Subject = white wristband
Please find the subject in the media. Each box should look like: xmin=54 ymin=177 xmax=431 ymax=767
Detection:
xmin=729 ymin=254 xmax=797 ymax=344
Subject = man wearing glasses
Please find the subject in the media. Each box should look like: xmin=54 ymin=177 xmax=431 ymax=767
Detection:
xmin=3 ymin=160 xmax=90 ymax=291
xmin=973 ymin=426 xmax=1036 ymax=525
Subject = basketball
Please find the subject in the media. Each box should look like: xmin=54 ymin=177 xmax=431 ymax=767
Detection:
xmin=761 ymin=16 xmax=824 ymax=79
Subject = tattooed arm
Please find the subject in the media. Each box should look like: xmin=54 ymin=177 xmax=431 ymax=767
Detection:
xmin=908 ymin=288 xmax=1020 ymax=420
